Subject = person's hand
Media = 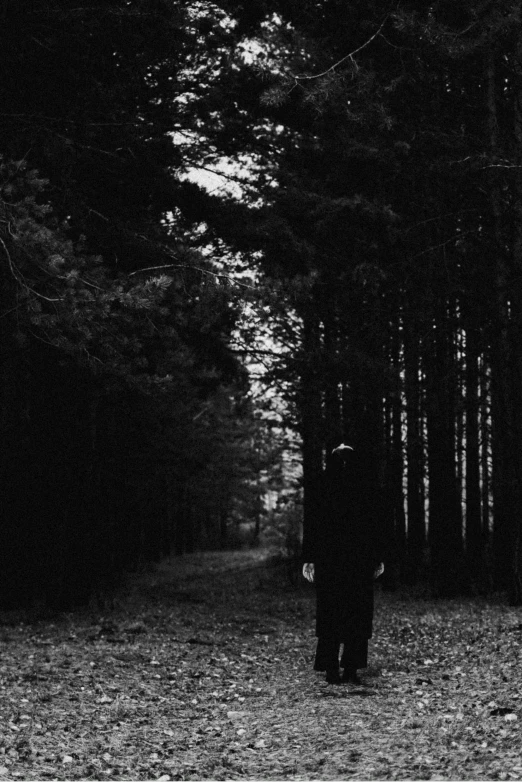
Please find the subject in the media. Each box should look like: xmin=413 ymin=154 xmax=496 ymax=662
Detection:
xmin=302 ymin=563 xmax=315 ymax=583
xmin=373 ymin=562 xmax=384 ymax=579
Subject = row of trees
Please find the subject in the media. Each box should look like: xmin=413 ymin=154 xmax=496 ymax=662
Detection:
xmin=0 ymin=1 xmax=286 ymax=607
xmin=191 ymin=0 xmax=522 ymax=600
xmin=3 ymin=1 xmax=522 ymax=604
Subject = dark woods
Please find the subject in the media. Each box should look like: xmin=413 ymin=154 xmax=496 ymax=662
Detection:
xmin=1 ymin=1 xmax=522 ymax=606
xmin=0 ymin=1 xmax=262 ymax=607
xmin=236 ymin=0 xmax=522 ymax=604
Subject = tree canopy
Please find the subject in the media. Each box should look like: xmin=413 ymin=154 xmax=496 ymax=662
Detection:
xmin=2 ymin=0 xmax=522 ymax=604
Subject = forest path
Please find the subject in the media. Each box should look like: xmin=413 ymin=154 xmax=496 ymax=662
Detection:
xmin=1 ymin=550 xmax=522 ymax=780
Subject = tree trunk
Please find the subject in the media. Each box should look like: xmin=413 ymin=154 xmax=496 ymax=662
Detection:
xmin=487 ymin=44 xmax=522 ymax=600
xmin=300 ymin=305 xmax=324 ymax=560
xmin=480 ymin=360 xmax=491 ymax=549
xmin=403 ymin=310 xmax=426 ymax=579
xmin=465 ymin=316 xmax=483 ymax=585
xmin=426 ymin=300 xmax=463 ymax=596
xmin=388 ymin=313 xmax=406 ymax=578
xmin=322 ymin=303 xmax=342 ymax=450
xmin=508 ymin=22 xmax=522 ymax=603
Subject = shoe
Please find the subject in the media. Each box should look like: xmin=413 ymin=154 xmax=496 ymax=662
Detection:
xmin=325 ymin=668 xmax=341 ymax=684
xmin=342 ymin=669 xmax=363 ymax=684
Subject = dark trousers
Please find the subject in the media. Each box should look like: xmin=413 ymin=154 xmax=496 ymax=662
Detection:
xmin=314 ymin=636 xmax=368 ymax=672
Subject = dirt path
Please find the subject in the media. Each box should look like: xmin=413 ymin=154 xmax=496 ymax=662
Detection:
xmin=1 ymin=549 xmax=522 ymax=780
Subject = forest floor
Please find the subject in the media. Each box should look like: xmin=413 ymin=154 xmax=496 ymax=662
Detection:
xmin=1 ymin=550 xmax=522 ymax=781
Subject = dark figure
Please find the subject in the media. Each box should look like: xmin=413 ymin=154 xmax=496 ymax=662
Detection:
xmin=302 ymin=444 xmax=384 ymax=685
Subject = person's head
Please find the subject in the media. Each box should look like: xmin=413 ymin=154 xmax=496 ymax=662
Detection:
xmin=327 ymin=442 xmax=355 ymax=471
xmin=331 ymin=443 xmax=354 ymax=460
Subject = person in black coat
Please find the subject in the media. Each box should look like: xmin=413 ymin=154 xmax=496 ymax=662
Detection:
xmin=302 ymin=443 xmax=384 ymax=685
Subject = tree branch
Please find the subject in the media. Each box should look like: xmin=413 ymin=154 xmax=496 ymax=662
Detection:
xmin=292 ymin=17 xmax=389 ymax=82
xmin=128 ymin=263 xmax=255 ymax=289
xmin=0 ymin=234 xmax=63 ymax=302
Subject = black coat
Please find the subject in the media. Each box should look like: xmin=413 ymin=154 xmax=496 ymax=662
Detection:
xmin=302 ymin=456 xmax=382 ymax=641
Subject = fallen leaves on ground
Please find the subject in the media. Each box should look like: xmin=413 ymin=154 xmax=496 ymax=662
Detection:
xmin=0 ymin=549 xmax=521 ymax=780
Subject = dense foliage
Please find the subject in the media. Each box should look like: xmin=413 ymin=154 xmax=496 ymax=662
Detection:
xmin=0 ymin=1 xmax=269 ymax=607
xmin=192 ymin=0 xmax=522 ymax=600
xmin=3 ymin=0 xmax=522 ymax=605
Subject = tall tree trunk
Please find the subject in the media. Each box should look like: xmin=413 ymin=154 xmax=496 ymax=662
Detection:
xmin=508 ymin=22 xmax=522 ymax=603
xmin=322 ymin=301 xmax=342 ymax=450
xmin=403 ymin=309 xmax=426 ymax=579
xmin=465 ymin=316 xmax=483 ymax=586
xmin=426 ymin=299 xmax=463 ymax=596
xmin=480 ymin=360 xmax=491 ymax=549
xmin=388 ymin=312 xmax=406 ymax=575
xmin=487 ymin=44 xmax=522 ymax=599
xmin=300 ymin=304 xmax=324 ymax=560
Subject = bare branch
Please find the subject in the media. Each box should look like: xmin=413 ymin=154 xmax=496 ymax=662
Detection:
xmin=411 ymin=229 xmax=479 ymax=259
xmin=480 ymin=164 xmax=522 ymax=169
xmin=0 ymin=234 xmax=23 ymax=284
xmin=128 ymin=263 xmax=255 ymax=289
xmin=449 ymin=155 xmax=522 ymax=170
xmin=292 ymin=17 xmax=389 ymax=82
xmin=0 ymin=234 xmax=63 ymax=302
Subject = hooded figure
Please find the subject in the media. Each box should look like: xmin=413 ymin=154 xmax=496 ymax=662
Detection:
xmin=302 ymin=444 xmax=383 ymax=684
